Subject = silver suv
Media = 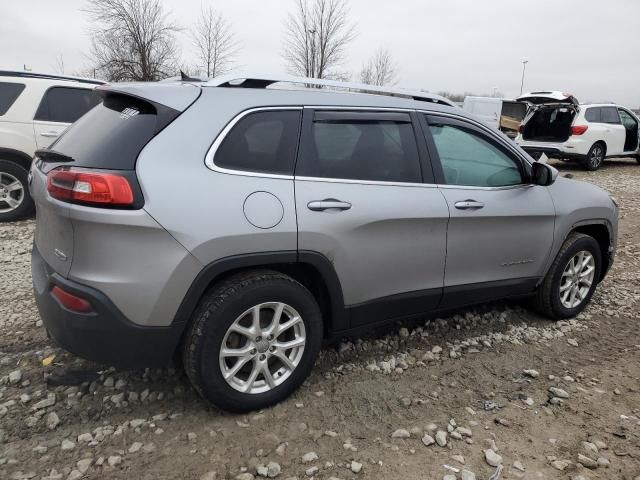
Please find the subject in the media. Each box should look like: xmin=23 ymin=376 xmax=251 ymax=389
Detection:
xmin=30 ymin=74 xmax=618 ymax=412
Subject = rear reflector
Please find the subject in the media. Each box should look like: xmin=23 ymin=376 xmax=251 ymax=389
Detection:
xmin=51 ymin=286 xmax=93 ymax=313
xmin=47 ymin=167 xmax=134 ymax=206
xmin=571 ymin=125 xmax=588 ymax=136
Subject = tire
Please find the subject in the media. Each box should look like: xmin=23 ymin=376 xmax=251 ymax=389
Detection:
xmin=183 ymin=270 xmax=323 ymax=413
xmin=0 ymin=160 xmax=34 ymax=222
xmin=584 ymin=142 xmax=606 ymax=171
xmin=532 ymin=232 xmax=602 ymax=320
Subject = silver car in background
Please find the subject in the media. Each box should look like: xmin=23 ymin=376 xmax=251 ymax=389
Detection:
xmin=30 ymin=74 xmax=618 ymax=412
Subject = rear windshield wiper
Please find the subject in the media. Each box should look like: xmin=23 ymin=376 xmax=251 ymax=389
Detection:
xmin=35 ymin=149 xmax=75 ymax=163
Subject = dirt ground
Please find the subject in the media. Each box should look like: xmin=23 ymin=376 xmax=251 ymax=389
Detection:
xmin=1 ymin=158 xmax=639 ymax=480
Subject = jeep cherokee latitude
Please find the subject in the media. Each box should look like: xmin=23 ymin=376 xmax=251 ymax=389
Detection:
xmin=30 ymin=74 xmax=618 ymax=412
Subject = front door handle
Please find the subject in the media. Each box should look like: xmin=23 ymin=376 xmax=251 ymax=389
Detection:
xmin=454 ymin=199 xmax=485 ymax=210
xmin=40 ymin=131 xmax=59 ymax=138
xmin=307 ymin=199 xmax=352 ymax=212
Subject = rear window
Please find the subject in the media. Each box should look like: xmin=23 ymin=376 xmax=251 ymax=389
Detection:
xmin=48 ymin=93 xmax=178 ymax=170
xmin=0 ymin=82 xmax=25 ymax=115
xmin=35 ymin=87 xmax=101 ymax=123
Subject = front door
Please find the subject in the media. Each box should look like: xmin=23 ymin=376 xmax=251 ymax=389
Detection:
xmin=618 ymin=108 xmax=639 ymax=153
xmin=294 ymin=109 xmax=449 ymax=327
xmin=421 ymin=114 xmax=556 ymax=307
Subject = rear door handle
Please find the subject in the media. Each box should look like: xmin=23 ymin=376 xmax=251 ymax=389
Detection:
xmin=40 ymin=131 xmax=59 ymax=138
xmin=454 ymin=199 xmax=485 ymax=210
xmin=307 ymin=199 xmax=352 ymax=212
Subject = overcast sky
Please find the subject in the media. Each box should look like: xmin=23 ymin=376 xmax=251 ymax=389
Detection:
xmin=1 ymin=0 xmax=639 ymax=106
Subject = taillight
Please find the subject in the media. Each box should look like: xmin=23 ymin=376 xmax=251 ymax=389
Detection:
xmin=518 ymin=123 xmax=524 ymax=133
xmin=51 ymin=285 xmax=93 ymax=313
xmin=571 ymin=125 xmax=588 ymax=136
xmin=47 ymin=167 xmax=134 ymax=207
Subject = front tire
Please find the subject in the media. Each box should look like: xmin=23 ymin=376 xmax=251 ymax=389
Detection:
xmin=584 ymin=142 xmax=606 ymax=171
xmin=532 ymin=233 xmax=602 ymax=319
xmin=183 ymin=270 xmax=323 ymax=413
xmin=0 ymin=160 xmax=34 ymax=222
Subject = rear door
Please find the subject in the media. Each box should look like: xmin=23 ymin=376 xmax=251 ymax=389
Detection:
xmin=294 ymin=108 xmax=449 ymax=327
xmin=598 ymin=106 xmax=626 ymax=155
xmin=421 ymin=114 xmax=556 ymax=307
xmin=33 ymin=86 xmax=101 ymax=148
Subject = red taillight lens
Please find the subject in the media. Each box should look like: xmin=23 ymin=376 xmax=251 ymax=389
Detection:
xmin=51 ymin=286 xmax=93 ymax=313
xmin=518 ymin=123 xmax=524 ymax=133
xmin=47 ymin=168 xmax=134 ymax=206
xmin=571 ymin=125 xmax=588 ymax=136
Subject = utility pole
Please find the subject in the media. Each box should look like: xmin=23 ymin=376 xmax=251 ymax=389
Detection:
xmin=520 ymin=60 xmax=528 ymax=95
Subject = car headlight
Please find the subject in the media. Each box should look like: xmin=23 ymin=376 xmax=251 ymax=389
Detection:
xmin=610 ymin=195 xmax=619 ymax=207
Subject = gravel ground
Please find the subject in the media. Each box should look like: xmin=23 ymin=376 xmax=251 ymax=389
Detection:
xmin=1 ymin=158 xmax=639 ymax=480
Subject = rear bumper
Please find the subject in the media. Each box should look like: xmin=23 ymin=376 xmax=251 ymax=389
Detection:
xmin=32 ymin=245 xmax=182 ymax=368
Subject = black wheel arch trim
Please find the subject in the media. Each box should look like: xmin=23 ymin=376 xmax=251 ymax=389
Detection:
xmin=0 ymin=147 xmax=33 ymax=171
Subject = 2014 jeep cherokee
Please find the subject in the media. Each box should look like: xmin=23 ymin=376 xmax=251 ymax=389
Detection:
xmin=30 ymin=74 xmax=618 ymax=413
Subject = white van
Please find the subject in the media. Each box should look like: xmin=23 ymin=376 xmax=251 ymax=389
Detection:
xmin=462 ymin=96 xmax=528 ymax=138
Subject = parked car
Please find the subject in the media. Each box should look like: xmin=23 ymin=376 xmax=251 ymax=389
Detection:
xmin=0 ymin=71 xmax=103 ymax=221
xmin=515 ymin=91 xmax=640 ymax=170
xmin=30 ymin=74 xmax=618 ymax=412
xmin=462 ymin=96 xmax=527 ymax=138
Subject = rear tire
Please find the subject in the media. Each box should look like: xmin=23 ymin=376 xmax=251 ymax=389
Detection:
xmin=584 ymin=142 xmax=606 ymax=171
xmin=532 ymin=232 xmax=602 ymax=319
xmin=183 ymin=270 xmax=323 ymax=413
xmin=0 ymin=160 xmax=34 ymax=222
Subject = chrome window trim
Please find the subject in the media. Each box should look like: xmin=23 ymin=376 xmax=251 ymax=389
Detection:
xmin=204 ymin=106 xmax=303 ymax=180
xmin=295 ymin=175 xmax=437 ymax=189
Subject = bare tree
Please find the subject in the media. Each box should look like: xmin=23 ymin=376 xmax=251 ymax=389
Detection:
xmin=53 ymin=55 xmax=65 ymax=75
xmin=283 ymin=0 xmax=355 ymax=79
xmin=360 ymin=49 xmax=397 ymax=86
xmin=85 ymin=0 xmax=180 ymax=82
xmin=191 ymin=5 xmax=237 ymax=78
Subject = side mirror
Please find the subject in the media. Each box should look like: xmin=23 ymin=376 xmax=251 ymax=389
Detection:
xmin=531 ymin=161 xmax=558 ymax=186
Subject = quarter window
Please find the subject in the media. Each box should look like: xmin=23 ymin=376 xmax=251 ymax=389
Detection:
xmin=428 ymin=121 xmax=522 ymax=187
xmin=0 ymin=82 xmax=25 ymax=115
xmin=297 ymin=112 xmax=422 ymax=183
xmin=585 ymin=107 xmax=601 ymax=123
xmin=214 ymin=110 xmax=301 ymax=175
xmin=35 ymin=87 xmax=101 ymax=123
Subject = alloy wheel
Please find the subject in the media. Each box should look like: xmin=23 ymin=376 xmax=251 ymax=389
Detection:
xmin=589 ymin=145 xmax=604 ymax=169
xmin=219 ymin=302 xmax=306 ymax=394
xmin=0 ymin=172 xmax=24 ymax=213
xmin=559 ymin=250 xmax=596 ymax=309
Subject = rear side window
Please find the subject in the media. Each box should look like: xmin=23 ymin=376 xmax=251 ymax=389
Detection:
xmin=0 ymin=82 xmax=25 ymax=115
xmin=600 ymin=106 xmax=620 ymax=124
xmin=35 ymin=87 xmax=101 ymax=123
xmin=48 ymin=93 xmax=178 ymax=170
xmin=214 ymin=110 xmax=301 ymax=175
xmin=297 ymin=111 xmax=422 ymax=183
xmin=585 ymin=107 xmax=601 ymax=123
xmin=428 ymin=121 xmax=522 ymax=187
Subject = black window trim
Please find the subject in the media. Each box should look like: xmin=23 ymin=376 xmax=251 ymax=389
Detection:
xmin=295 ymin=106 xmax=435 ymax=186
xmin=420 ymin=112 xmax=533 ymax=189
xmin=33 ymin=85 xmax=101 ymax=124
xmin=205 ymin=106 xmax=303 ymax=180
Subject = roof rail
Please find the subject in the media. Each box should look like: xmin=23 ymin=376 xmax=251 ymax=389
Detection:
xmin=205 ymin=73 xmax=455 ymax=106
xmin=0 ymin=70 xmax=105 ymax=85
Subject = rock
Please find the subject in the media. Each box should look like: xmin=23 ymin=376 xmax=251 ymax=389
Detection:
xmin=457 ymin=427 xmax=472 ymax=437
xmin=305 ymin=466 xmax=319 ymax=476
xmin=104 ymin=377 xmax=114 ymax=388
xmin=399 ymin=327 xmax=409 ymax=338
xmin=107 ymin=455 xmax=122 ymax=467
xmin=391 ymin=429 xmax=410 ymax=439
xmin=235 ymin=474 xmax=254 ymax=480
xmin=523 ymin=369 xmax=539 ymax=378
xmin=582 ymin=441 xmax=598 ymax=456
xmin=115 ymin=378 xmax=127 ymax=390
xmin=61 ymin=439 xmax=75 ymax=451
xmin=265 ymin=462 xmax=281 ymax=478
xmin=130 ymin=418 xmax=146 ymax=428
xmin=67 ymin=470 xmax=83 ymax=480
xmin=435 ymin=430 xmax=447 ymax=447
xmin=187 ymin=432 xmax=198 ymax=441
xmin=484 ymin=449 xmax=502 ymax=467
xmin=200 ymin=472 xmax=217 ymax=480
xmin=567 ymin=339 xmax=579 ymax=347
xmin=461 ymin=470 xmax=476 ymax=480
xmin=77 ymin=433 xmax=92 ymax=443
xmin=302 ymin=452 xmax=318 ymax=463
xmin=8 ymin=370 xmax=22 ymax=384
xmin=513 ymin=460 xmax=525 ymax=472
xmin=577 ymin=454 xmax=597 ymax=469
xmin=32 ymin=393 xmax=56 ymax=410
xmin=350 ymin=461 xmax=363 ymax=473
xmin=452 ymin=454 xmax=465 ymax=464
xmin=549 ymin=387 xmax=570 ymax=399
xmin=128 ymin=442 xmax=143 ymax=453
xmin=432 ymin=346 xmax=442 ymax=354
xmin=76 ymin=458 xmax=92 ymax=473
xmin=597 ymin=457 xmax=610 ymax=467
xmin=551 ymin=460 xmax=571 ymax=471
xmin=46 ymin=412 xmax=60 ymax=430
xmin=421 ymin=434 xmax=435 ymax=446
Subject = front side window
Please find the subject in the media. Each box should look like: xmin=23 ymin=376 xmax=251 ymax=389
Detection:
xmin=429 ymin=121 xmax=522 ymax=187
xmin=35 ymin=87 xmax=101 ymax=123
xmin=618 ymin=109 xmax=637 ymax=129
xmin=297 ymin=112 xmax=421 ymax=183
xmin=214 ymin=110 xmax=301 ymax=175
xmin=600 ymin=106 xmax=621 ymax=124
xmin=0 ymin=82 xmax=25 ymax=115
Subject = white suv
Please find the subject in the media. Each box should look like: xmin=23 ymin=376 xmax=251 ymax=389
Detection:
xmin=0 ymin=71 xmax=103 ymax=221
xmin=515 ymin=92 xmax=640 ymax=170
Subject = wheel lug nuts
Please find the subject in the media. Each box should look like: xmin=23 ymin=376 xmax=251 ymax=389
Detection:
xmin=250 ymin=348 xmax=257 ymax=355
xmin=255 ymin=336 xmax=262 ymax=342
xmin=269 ymin=346 xmax=276 ymax=352
xmin=259 ymin=354 xmax=266 ymax=361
